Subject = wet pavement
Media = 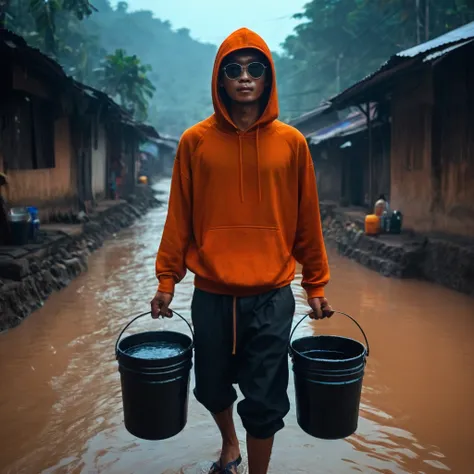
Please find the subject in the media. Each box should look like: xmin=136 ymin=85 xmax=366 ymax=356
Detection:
xmin=1 ymin=179 xmax=473 ymax=474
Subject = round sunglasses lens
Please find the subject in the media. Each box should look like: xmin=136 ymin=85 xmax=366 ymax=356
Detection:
xmin=248 ymin=63 xmax=265 ymax=78
xmin=225 ymin=64 xmax=242 ymax=79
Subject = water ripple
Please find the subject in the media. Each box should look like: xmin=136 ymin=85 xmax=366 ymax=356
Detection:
xmin=1 ymin=179 xmax=474 ymax=473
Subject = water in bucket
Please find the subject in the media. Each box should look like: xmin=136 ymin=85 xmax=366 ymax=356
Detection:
xmin=125 ymin=341 xmax=186 ymax=359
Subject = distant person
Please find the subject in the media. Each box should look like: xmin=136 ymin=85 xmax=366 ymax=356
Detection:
xmin=151 ymin=28 xmax=332 ymax=474
xmin=110 ymin=159 xmax=126 ymax=200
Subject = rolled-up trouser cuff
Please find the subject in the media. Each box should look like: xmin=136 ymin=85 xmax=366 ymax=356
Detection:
xmin=241 ymin=416 xmax=286 ymax=439
xmin=193 ymin=387 xmax=238 ymax=416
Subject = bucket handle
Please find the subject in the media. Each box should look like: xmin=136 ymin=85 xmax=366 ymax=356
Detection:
xmin=289 ymin=311 xmax=370 ymax=358
xmin=115 ymin=310 xmax=194 ymax=359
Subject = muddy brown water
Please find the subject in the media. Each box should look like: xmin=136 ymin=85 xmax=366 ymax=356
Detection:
xmin=1 ymin=179 xmax=474 ymax=474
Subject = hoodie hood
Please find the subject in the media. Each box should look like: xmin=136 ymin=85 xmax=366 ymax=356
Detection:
xmin=212 ymin=28 xmax=279 ymax=131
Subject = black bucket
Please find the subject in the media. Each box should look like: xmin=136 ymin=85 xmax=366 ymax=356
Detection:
xmin=289 ymin=312 xmax=370 ymax=440
xmin=115 ymin=311 xmax=194 ymax=441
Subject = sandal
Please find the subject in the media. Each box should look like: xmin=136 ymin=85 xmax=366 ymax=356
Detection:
xmin=209 ymin=455 xmax=242 ymax=474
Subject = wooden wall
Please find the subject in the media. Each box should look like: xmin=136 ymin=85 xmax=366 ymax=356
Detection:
xmin=311 ymin=143 xmax=343 ymax=203
xmin=6 ymin=117 xmax=77 ymax=220
xmin=390 ymin=66 xmax=434 ymax=231
xmin=430 ymin=45 xmax=474 ymax=237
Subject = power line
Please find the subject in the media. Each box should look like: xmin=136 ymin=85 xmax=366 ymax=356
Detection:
xmin=280 ymin=87 xmax=321 ymax=99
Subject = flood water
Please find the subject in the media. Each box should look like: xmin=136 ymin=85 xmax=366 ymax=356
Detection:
xmin=1 ymin=179 xmax=473 ymax=474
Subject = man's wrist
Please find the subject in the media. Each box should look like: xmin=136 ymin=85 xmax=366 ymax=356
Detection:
xmin=157 ymin=276 xmax=175 ymax=295
xmin=306 ymin=287 xmax=325 ymax=299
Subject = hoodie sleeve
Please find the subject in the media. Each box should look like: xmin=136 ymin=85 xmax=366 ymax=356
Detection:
xmin=155 ymin=136 xmax=193 ymax=294
xmin=292 ymin=137 xmax=330 ymax=299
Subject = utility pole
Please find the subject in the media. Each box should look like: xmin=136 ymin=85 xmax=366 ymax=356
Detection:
xmin=425 ymin=0 xmax=430 ymax=41
xmin=416 ymin=0 xmax=421 ymax=44
xmin=416 ymin=0 xmax=429 ymax=43
xmin=336 ymin=53 xmax=343 ymax=93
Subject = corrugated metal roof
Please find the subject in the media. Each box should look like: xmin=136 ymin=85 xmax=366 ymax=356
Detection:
xmin=288 ymin=102 xmax=332 ymax=127
xmin=398 ymin=21 xmax=474 ymax=57
xmin=151 ymin=137 xmax=178 ymax=149
xmin=423 ymin=39 xmax=473 ymax=62
xmin=308 ymin=106 xmax=376 ymax=146
xmin=0 ymin=29 xmax=67 ymax=80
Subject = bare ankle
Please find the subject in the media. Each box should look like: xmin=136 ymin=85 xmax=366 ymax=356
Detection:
xmin=212 ymin=405 xmax=240 ymax=458
xmin=222 ymin=439 xmax=240 ymax=452
xmin=221 ymin=439 xmax=241 ymax=464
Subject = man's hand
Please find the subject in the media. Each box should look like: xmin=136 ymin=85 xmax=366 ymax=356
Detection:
xmin=150 ymin=291 xmax=173 ymax=319
xmin=308 ymin=297 xmax=334 ymax=320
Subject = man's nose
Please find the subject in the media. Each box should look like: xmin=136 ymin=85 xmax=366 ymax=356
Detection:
xmin=239 ymin=67 xmax=251 ymax=81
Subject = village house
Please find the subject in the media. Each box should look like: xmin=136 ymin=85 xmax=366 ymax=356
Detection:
xmin=0 ymin=30 xmax=159 ymax=225
xmin=153 ymin=135 xmax=179 ymax=177
xmin=329 ymin=21 xmax=474 ymax=238
xmin=0 ymin=30 xmax=77 ymax=222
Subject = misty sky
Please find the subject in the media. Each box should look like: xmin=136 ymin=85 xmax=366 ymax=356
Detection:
xmin=111 ymin=0 xmax=307 ymax=51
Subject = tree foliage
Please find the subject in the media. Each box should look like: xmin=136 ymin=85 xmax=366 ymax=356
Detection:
xmin=276 ymin=0 xmax=474 ymax=121
xmin=2 ymin=0 xmax=96 ymax=54
xmin=99 ymin=48 xmax=155 ymax=121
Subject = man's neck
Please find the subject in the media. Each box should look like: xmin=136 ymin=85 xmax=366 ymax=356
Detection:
xmin=230 ymin=102 xmax=261 ymax=131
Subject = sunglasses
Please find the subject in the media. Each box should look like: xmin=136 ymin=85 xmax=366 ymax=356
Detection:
xmin=222 ymin=62 xmax=267 ymax=80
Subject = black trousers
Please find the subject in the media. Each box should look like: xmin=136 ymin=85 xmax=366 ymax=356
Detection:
xmin=191 ymin=285 xmax=295 ymax=439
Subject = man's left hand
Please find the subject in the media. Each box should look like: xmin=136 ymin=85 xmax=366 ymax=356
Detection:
xmin=308 ymin=297 xmax=334 ymax=320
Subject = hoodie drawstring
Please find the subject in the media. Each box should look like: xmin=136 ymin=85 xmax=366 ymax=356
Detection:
xmin=256 ymin=127 xmax=261 ymax=202
xmin=237 ymin=128 xmax=262 ymax=203
xmin=238 ymin=134 xmax=244 ymax=202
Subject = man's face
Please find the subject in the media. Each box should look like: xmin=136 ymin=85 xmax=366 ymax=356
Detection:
xmin=220 ymin=50 xmax=269 ymax=105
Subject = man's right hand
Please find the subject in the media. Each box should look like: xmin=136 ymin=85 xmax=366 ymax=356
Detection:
xmin=150 ymin=291 xmax=173 ymax=319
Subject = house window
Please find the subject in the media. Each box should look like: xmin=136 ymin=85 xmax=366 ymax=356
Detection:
xmin=1 ymin=94 xmax=55 ymax=171
xmin=31 ymin=97 xmax=55 ymax=169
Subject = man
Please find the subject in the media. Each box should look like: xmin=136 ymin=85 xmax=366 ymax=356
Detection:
xmin=151 ymin=28 xmax=332 ymax=474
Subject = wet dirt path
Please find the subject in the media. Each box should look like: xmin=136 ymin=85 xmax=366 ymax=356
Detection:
xmin=1 ymin=179 xmax=473 ymax=473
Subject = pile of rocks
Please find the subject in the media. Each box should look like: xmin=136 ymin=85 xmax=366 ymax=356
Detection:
xmin=0 ymin=188 xmax=160 ymax=332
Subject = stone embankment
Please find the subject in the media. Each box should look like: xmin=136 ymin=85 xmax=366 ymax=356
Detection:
xmin=320 ymin=202 xmax=474 ymax=296
xmin=0 ymin=188 xmax=160 ymax=332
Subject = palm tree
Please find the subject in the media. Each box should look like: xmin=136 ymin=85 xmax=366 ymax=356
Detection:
xmin=99 ymin=49 xmax=156 ymax=120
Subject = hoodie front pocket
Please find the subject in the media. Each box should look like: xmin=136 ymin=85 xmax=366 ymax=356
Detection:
xmin=199 ymin=226 xmax=291 ymax=287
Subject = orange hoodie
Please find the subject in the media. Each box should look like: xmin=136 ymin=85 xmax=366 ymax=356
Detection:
xmin=156 ymin=28 xmax=329 ymax=299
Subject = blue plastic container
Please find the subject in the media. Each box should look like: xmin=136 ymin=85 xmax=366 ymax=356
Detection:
xmin=27 ymin=206 xmax=40 ymax=242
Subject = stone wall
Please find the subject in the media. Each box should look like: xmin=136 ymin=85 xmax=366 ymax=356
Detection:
xmin=421 ymin=236 xmax=474 ymax=296
xmin=320 ymin=202 xmax=474 ymax=297
xmin=0 ymin=188 xmax=160 ymax=332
